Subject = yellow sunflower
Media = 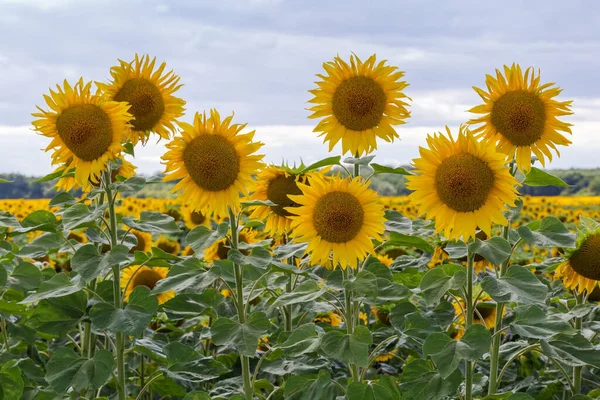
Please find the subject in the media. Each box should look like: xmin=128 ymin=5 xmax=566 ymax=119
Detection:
xmin=468 ymin=64 xmax=573 ymax=171
xmin=32 ymin=78 xmax=133 ymax=185
xmin=154 ymin=236 xmax=181 ymax=255
xmin=287 ymin=174 xmax=386 ymax=269
xmin=554 ymin=229 xmax=600 ymax=294
xmin=130 ymin=230 xmax=153 ymax=253
xmin=406 ymin=126 xmax=519 ymax=241
xmin=162 ymin=110 xmax=264 ymax=218
xmin=97 ymin=54 xmax=185 ymax=144
xmin=182 ymin=205 xmax=211 ymax=230
xmin=374 ymin=348 xmax=397 ymax=363
xmin=249 ymin=166 xmax=312 ymax=234
xmin=309 ymin=54 xmax=410 ymax=155
xmin=428 ymin=245 xmax=450 ymax=268
xmin=313 ymin=311 xmax=342 ymax=327
xmin=454 ymin=293 xmax=500 ymax=339
xmin=375 ymin=254 xmax=393 ymax=267
xmin=204 ymin=228 xmax=259 ymax=262
xmin=121 ymin=266 xmax=174 ymax=304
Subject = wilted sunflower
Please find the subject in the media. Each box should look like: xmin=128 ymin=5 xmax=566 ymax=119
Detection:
xmin=204 ymin=228 xmax=259 ymax=262
xmin=97 ymin=54 xmax=185 ymax=144
xmin=249 ymin=165 xmax=317 ymax=234
xmin=468 ymin=64 xmax=573 ymax=171
xmin=554 ymin=229 xmax=600 ymax=293
xmin=162 ymin=110 xmax=264 ymax=218
xmin=121 ymin=266 xmax=174 ymax=304
xmin=287 ymin=174 xmax=386 ymax=269
xmin=32 ymin=78 xmax=133 ymax=185
xmin=309 ymin=54 xmax=410 ymax=156
xmin=406 ymin=126 xmax=519 ymax=240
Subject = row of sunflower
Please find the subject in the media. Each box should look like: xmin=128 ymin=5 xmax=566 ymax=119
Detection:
xmin=0 ymin=53 xmax=598 ymax=400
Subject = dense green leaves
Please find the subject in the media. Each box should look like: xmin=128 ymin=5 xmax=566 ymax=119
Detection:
xmin=320 ymin=325 xmax=373 ymax=367
xmin=211 ymin=312 xmax=271 ymax=357
xmin=186 ymin=223 xmax=229 ymax=254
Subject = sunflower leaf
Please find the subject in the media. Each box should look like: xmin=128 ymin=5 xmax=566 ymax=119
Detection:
xmin=380 ymin=232 xmax=434 ymax=253
xmin=299 ymin=156 xmax=341 ymax=173
xmin=320 ymin=325 xmax=372 ymax=367
xmin=123 ymin=211 xmax=181 ymax=234
xmin=211 ymin=312 xmax=271 ymax=357
xmin=186 ymin=223 xmax=229 ymax=255
xmin=517 ymin=216 xmax=576 ymax=248
xmin=44 ymin=348 xmax=114 ymax=393
xmin=419 ymin=264 xmax=466 ymax=305
xmin=399 ymin=359 xmax=462 ymax=400
xmin=468 ymin=237 xmax=512 ymax=265
xmin=481 ymin=266 xmax=547 ymax=304
xmin=523 ymin=167 xmax=569 ymax=187
xmin=371 ymin=163 xmax=412 ymax=176
xmin=510 ymin=305 xmax=575 ymax=339
xmin=541 ymin=333 xmax=600 ymax=368
xmin=347 ymin=381 xmax=398 ymax=400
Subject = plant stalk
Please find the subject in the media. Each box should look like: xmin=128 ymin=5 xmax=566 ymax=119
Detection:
xmin=573 ymin=292 xmax=584 ymax=394
xmin=342 ymin=267 xmax=360 ymax=382
xmin=465 ymin=246 xmax=475 ymax=400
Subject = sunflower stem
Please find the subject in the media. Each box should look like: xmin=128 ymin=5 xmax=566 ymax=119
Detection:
xmin=488 ymin=225 xmax=510 ymax=395
xmin=573 ymin=291 xmax=584 ymax=394
xmin=465 ymin=245 xmax=475 ymax=400
xmin=103 ymin=169 xmax=126 ymax=400
xmin=342 ymin=266 xmax=360 ymax=382
xmin=228 ymin=207 xmax=253 ymax=400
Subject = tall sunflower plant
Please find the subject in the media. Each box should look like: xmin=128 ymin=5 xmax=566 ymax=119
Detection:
xmin=1 ymin=53 xmax=599 ymax=400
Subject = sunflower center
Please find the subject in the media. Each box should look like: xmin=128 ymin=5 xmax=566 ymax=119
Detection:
xmin=132 ymin=231 xmax=146 ymax=252
xmin=313 ymin=191 xmax=364 ymax=243
xmin=56 ymin=104 xmax=113 ymax=161
xmin=132 ymin=268 xmax=162 ymax=290
xmin=266 ymin=174 xmax=303 ymax=217
xmin=190 ymin=210 xmax=206 ymax=225
xmin=568 ymin=234 xmax=600 ymax=281
xmin=490 ymin=90 xmax=546 ymax=146
xmin=332 ymin=76 xmax=387 ymax=131
xmin=435 ymin=153 xmax=495 ymax=213
xmin=183 ymin=135 xmax=240 ymax=192
xmin=158 ymin=240 xmax=178 ymax=255
xmin=114 ymin=78 xmax=165 ymax=131
xmin=475 ymin=305 xmax=494 ymax=319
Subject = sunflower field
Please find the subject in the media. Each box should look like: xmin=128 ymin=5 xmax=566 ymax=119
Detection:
xmin=1 ymin=54 xmax=599 ymax=400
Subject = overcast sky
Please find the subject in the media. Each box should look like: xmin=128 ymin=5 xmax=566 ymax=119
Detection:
xmin=2 ymin=0 xmax=600 ymax=175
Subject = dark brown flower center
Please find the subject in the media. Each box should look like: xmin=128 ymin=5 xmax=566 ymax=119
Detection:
xmin=132 ymin=231 xmax=147 ymax=252
xmin=266 ymin=174 xmax=302 ymax=217
xmin=490 ymin=90 xmax=546 ymax=146
xmin=332 ymin=76 xmax=387 ymax=131
xmin=190 ymin=210 xmax=206 ymax=225
xmin=56 ymin=104 xmax=113 ymax=161
xmin=132 ymin=268 xmax=162 ymax=290
xmin=114 ymin=78 xmax=165 ymax=131
xmin=313 ymin=191 xmax=364 ymax=243
xmin=569 ymin=234 xmax=600 ymax=281
xmin=183 ymin=135 xmax=240 ymax=192
xmin=435 ymin=153 xmax=495 ymax=212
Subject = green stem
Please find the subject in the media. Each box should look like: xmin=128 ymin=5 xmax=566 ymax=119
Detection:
xmin=465 ymin=246 xmax=475 ymax=400
xmin=573 ymin=292 xmax=584 ymax=394
xmin=342 ymin=267 xmax=360 ymax=382
xmin=228 ymin=207 xmax=253 ymax=400
xmin=488 ymin=226 xmax=510 ymax=395
xmin=1 ymin=318 xmax=9 ymax=352
xmin=284 ymin=275 xmax=293 ymax=331
xmin=103 ymin=170 xmax=126 ymax=400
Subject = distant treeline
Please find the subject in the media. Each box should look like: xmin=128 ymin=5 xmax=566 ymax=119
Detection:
xmin=1 ymin=168 xmax=599 ymax=199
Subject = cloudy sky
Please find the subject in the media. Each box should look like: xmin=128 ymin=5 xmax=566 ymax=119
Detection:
xmin=2 ymin=0 xmax=600 ymax=175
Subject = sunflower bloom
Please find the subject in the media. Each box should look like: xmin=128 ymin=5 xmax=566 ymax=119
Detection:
xmin=97 ymin=54 xmax=185 ymax=144
xmin=453 ymin=293 xmax=501 ymax=339
xmin=287 ymin=174 xmax=386 ymax=269
xmin=406 ymin=126 xmax=519 ymax=240
xmin=32 ymin=78 xmax=133 ymax=185
xmin=121 ymin=266 xmax=174 ymax=304
xmin=204 ymin=228 xmax=259 ymax=262
xmin=468 ymin=64 xmax=573 ymax=171
xmin=554 ymin=229 xmax=600 ymax=294
xmin=162 ymin=110 xmax=264 ymax=218
xmin=309 ymin=54 xmax=410 ymax=156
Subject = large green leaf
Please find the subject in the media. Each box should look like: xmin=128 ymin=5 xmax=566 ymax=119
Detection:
xmin=541 ymin=333 xmax=600 ymax=368
xmin=186 ymin=223 xmax=229 ymax=255
xmin=162 ymin=342 xmax=230 ymax=383
xmin=271 ymin=280 xmax=327 ymax=308
xmin=17 ymin=233 xmax=64 ymax=258
xmin=62 ymin=203 xmax=105 ymax=231
xmin=517 ymin=217 xmax=576 ymax=248
xmin=123 ymin=211 xmax=181 ymax=234
xmin=21 ymin=273 xmax=84 ymax=303
xmin=27 ymin=290 xmax=87 ymax=335
xmin=89 ymin=286 xmax=158 ymax=336
xmin=320 ymin=325 xmax=372 ymax=367
xmin=284 ymin=370 xmax=340 ymax=400
xmin=161 ymin=289 xmax=225 ymax=319
xmin=523 ymin=167 xmax=568 ymax=187
xmin=299 ymin=156 xmax=342 ymax=173
xmin=45 ymin=348 xmax=114 ymax=393
xmin=481 ymin=266 xmax=547 ymax=304
xmin=347 ymin=381 xmax=398 ymax=400
xmin=8 ymin=262 xmax=42 ymax=292
xmin=13 ymin=210 xmax=58 ymax=233
xmin=277 ymin=324 xmax=321 ymax=357
xmin=419 ymin=264 xmax=466 ymax=305
xmin=399 ymin=359 xmax=462 ymax=400
xmin=152 ymin=261 xmax=220 ymax=294
xmin=211 ymin=312 xmax=271 ymax=357
xmin=70 ymin=244 xmax=131 ymax=283
xmin=423 ymin=325 xmax=491 ymax=378
xmin=381 ymin=232 xmax=434 ymax=253
xmin=371 ymin=163 xmax=412 ymax=176
xmin=0 ymin=361 xmax=24 ymax=400
xmin=510 ymin=305 xmax=575 ymax=339
xmin=468 ymin=237 xmax=511 ymax=266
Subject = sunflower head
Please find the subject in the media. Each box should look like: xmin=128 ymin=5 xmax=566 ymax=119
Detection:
xmin=32 ymin=78 xmax=133 ymax=185
xmin=154 ymin=236 xmax=181 ymax=255
xmin=555 ymin=227 xmax=600 ymax=294
xmin=406 ymin=126 xmax=519 ymax=240
xmin=287 ymin=174 xmax=386 ymax=269
xmin=162 ymin=110 xmax=264 ymax=218
xmin=468 ymin=64 xmax=573 ymax=171
xmin=309 ymin=54 xmax=410 ymax=156
xmin=131 ymin=230 xmax=153 ymax=253
xmin=204 ymin=228 xmax=259 ymax=262
xmin=121 ymin=266 xmax=174 ymax=304
xmin=97 ymin=54 xmax=185 ymax=144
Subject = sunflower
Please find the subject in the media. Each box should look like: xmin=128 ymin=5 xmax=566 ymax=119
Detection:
xmin=313 ymin=311 xmax=342 ymax=327
xmin=287 ymin=174 xmax=385 ymax=269
xmin=204 ymin=228 xmax=259 ymax=262
xmin=32 ymin=78 xmax=133 ymax=185
xmin=154 ymin=236 xmax=181 ymax=255
xmin=375 ymin=254 xmax=393 ymax=267
xmin=428 ymin=245 xmax=450 ymax=268
xmin=121 ymin=266 xmax=174 ymax=304
xmin=374 ymin=348 xmax=398 ymax=363
xmin=554 ymin=229 xmax=600 ymax=293
xmin=131 ymin=230 xmax=153 ymax=253
xmin=182 ymin=205 xmax=211 ymax=230
xmin=454 ymin=293 xmax=500 ymax=339
xmin=406 ymin=126 xmax=519 ymax=241
xmin=468 ymin=64 xmax=573 ymax=171
xmin=162 ymin=110 xmax=264 ymax=218
xmin=249 ymin=166 xmax=313 ymax=234
xmin=97 ymin=54 xmax=185 ymax=144
xmin=308 ymin=54 xmax=410 ymax=155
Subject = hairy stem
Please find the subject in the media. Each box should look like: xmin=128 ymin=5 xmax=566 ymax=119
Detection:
xmin=465 ymin=246 xmax=475 ymax=400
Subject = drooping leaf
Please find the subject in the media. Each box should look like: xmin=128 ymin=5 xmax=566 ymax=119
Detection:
xmin=468 ymin=237 xmax=512 ymax=266
xmin=123 ymin=211 xmax=181 ymax=234
xmin=510 ymin=305 xmax=575 ymax=339
xmin=481 ymin=266 xmax=547 ymax=304
xmin=523 ymin=167 xmax=569 ymax=187
xmin=517 ymin=217 xmax=576 ymax=248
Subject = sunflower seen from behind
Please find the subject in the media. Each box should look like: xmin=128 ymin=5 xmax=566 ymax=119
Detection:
xmin=97 ymin=54 xmax=185 ymax=145
xmin=309 ymin=54 xmax=410 ymax=156
xmin=121 ymin=266 xmax=174 ymax=304
xmin=468 ymin=64 xmax=573 ymax=171
xmin=162 ymin=110 xmax=264 ymax=218
xmin=554 ymin=226 xmax=600 ymax=294
xmin=287 ymin=174 xmax=385 ymax=269
xmin=406 ymin=126 xmax=519 ymax=241
xmin=32 ymin=78 xmax=133 ymax=185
